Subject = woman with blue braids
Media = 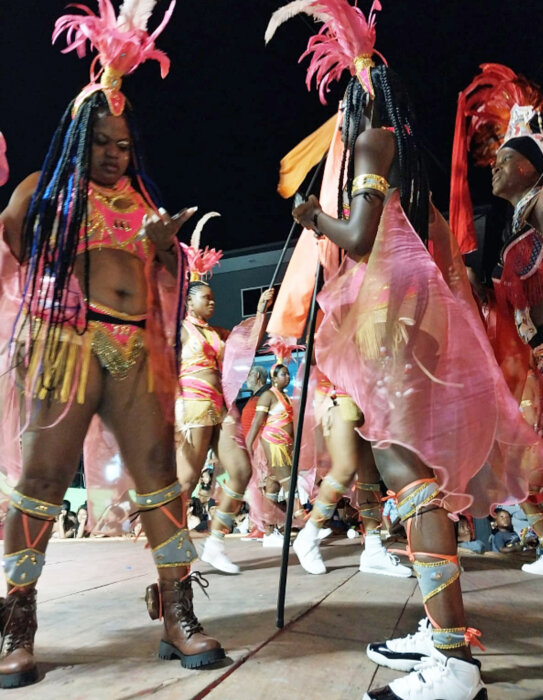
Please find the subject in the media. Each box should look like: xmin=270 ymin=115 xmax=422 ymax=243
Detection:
xmin=0 ymin=1 xmax=224 ymax=688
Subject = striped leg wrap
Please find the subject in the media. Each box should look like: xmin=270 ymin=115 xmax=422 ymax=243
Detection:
xmin=396 ymin=479 xmax=440 ymax=522
xmin=4 ymin=491 xmax=62 ymax=587
xmin=265 ymin=491 xmax=280 ymax=503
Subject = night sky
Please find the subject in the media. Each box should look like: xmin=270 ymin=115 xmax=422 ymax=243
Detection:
xmin=1 ymin=1 xmax=542 ymax=252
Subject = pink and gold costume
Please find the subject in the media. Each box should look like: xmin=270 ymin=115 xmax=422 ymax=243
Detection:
xmin=176 ymin=318 xmax=225 ymax=434
xmin=259 ymin=387 xmax=294 ymax=467
xmin=19 ymin=177 xmax=157 ymax=405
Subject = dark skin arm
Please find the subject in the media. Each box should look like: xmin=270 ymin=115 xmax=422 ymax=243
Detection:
xmin=0 ymin=171 xmax=41 ymax=261
xmin=246 ymin=390 xmax=273 ymax=457
xmin=292 ymin=129 xmax=395 ymax=258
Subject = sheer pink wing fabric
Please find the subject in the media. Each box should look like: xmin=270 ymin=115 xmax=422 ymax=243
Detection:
xmin=222 ymin=314 xmax=266 ymax=412
xmin=316 ymin=192 xmax=543 ymax=516
xmin=0 ymin=232 xmax=24 ymax=504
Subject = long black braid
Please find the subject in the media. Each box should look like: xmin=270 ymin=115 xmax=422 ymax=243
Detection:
xmin=338 ymin=66 xmax=429 ymax=242
xmin=15 ymin=90 xmax=161 ymax=386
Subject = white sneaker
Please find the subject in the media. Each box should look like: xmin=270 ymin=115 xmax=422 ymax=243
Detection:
xmin=346 ymin=528 xmax=359 ymax=539
xmin=363 ymin=647 xmax=486 ymax=700
xmin=201 ymin=537 xmax=240 ymax=574
xmin=366 ymin=617 xmax=434 ymax=672
xmin=521 ymin=553 xmax=543 ymax=575
xmin=359 ymin=547 xmax=412 ymax=578
xmin=262 ymin=529 xmax=285 ymax=548
xmin=293 ymin=522 xmax=326 ymax=574
xmin=318 ymin=527 xmax=332 ymax=540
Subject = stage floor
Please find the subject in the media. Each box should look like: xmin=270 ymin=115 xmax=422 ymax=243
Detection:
xmin=1 ymin=534 xmax=541 ymax=699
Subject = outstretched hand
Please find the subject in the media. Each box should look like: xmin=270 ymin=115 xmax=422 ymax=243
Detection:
xmin=144 ymin=206 xmax=198 ymax=251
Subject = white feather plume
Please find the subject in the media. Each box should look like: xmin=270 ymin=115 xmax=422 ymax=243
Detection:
xmin=190 ymin=212 xmax=221 ymax=251
xmin=117 ymin=0 xmax=157 ymax=31
xmin=265 ymin=0 xmax=330 ymax=44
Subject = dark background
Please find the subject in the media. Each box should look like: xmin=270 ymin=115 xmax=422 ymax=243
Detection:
xmin=1 ymin=0 xmax=542 ymax=251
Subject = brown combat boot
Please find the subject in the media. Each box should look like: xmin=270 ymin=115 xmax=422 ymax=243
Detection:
xmin=0 ymin=588 xmax=39 ymax=689
xmin=145 ymin=572 xmax=225 ymax=669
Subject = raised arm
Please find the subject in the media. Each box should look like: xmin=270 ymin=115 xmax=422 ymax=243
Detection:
xmin=293 ymin=128 xmax=395 ymax=258
xmin=0 ymin=172 xmax=41 ymax=261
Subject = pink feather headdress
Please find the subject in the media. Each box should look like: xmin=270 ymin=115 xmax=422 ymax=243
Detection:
xmin=449 ymin=63 xmax=543 ymax=253
xmin=265 ymin=0 xmax=386 ymax=105
xmin=182 ymin=212 xmax=223 ymax=282
xmin=53 ymin=0 xmax=176 ymax=116
xmin=265 ymin=335 xmax=304 ymax=370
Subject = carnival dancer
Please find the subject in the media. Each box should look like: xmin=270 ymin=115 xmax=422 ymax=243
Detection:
xmin=486 ymin=110 xmax=543 ymax=575
xmin=293 ymin=366 xmax=411 ymax=577
xmin=267 ymin=1 xmax=539 ymax=697
xmin=176 ymin=244 xmax=273 ymax=573
xmin=447 ymin=66 xmax=543 ymax=577
xmin=246 ymin=346 xmax=295 ymax=547
xmin=0 ymin=1 xmax=225 ymax=687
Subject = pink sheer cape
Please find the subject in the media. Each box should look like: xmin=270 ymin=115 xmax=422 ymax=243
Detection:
xmin=316 ymin=193 xmax=543 ymax=517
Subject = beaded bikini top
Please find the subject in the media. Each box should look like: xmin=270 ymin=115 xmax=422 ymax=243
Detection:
xmin=77 ymin=177 xmax=152 ymax=261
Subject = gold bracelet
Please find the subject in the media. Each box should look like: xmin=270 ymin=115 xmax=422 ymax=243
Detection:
xmin=351 ymin=173 xmax=389 ymax=197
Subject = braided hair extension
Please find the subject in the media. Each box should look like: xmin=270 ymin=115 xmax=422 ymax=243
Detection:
xmin=15 ymin=91 xmax=161 ymax=388
xmin=336 ymin=78 xmax=365 ymax=220
xmin=338 ymin=67 xmax=429 ymax=242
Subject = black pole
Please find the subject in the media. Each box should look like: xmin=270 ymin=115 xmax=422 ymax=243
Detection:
xmin=276 ymin=260 xmax=322 ymax=629
xmin=267 ymin=155 xmax=326 ymax=291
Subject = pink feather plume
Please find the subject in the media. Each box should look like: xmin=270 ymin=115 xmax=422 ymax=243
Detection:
xmin=300 ymin=0 xmax=386 ymax=104
xmin=265 ymin=335 xmax=304 ymax=365
xmin=53 ymin=0 xmax=175 ymax=79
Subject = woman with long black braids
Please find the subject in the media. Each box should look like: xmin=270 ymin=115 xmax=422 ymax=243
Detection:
xmin=268 ymin=1 xmax=538 ymax=697
xmin=0 ymin=1 xmax=225 ymax=688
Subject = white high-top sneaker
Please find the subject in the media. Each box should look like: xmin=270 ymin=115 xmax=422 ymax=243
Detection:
xmin=359 ymin=532 xmax=412 ymax=578
xmin=363 ymin=647 xmax=487 ymax=700
xmin=366 ymin=617 xmax=433 ymax=671
xmin=293 ymin=520 xmax=326 ymax=574
xmin=262 ymin=528 xmax=286 ymax=548
xmin=521 ymin=552 xmax=543 ymax=575
xmin=201 ymin=536 xmax=240 ymax=574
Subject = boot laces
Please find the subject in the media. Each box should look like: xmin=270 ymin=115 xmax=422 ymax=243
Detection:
xmin=0 ymin=591 xmax=37 ymax=655
xmin=173 ymin=572 xmax=210 ymax=638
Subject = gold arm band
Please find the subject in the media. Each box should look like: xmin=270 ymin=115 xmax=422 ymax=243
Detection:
xmin=256 ymin=406 xmax=270 ymax=413
xmin=352 ymin=173 xmax=389 ymax=197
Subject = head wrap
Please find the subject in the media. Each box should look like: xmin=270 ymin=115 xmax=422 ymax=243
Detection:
xmin=449 ymin=64 xmax=543 ymax=253
xmin=265 ymin=0 xmax=386 ymax=105
xmin=53 ymin=0 xmax=176 ymax=116
xmin=502 ymin=136 xmax=543 ymax=174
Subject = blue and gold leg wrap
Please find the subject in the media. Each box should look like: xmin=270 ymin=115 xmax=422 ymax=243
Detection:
xmin=312 ymin=474 xmax=348 ymax=525
xmin=135 ymin=481 xmax=197 ymax=567
xmin=221 ymin=482 xmax=244 ymax=501
xmin=152 ymin=530 xmax=197 ymax=568
xmin=265 ymin=491 xmax=280 ymax=503
xmin=356 ymin=481 xmax=382 ymax=526
xmin=4 ymin=491 xmax=62 ymax=588
xmin=133 ymin=481 xmax=182 ymax=510
xmin=396 ymin=479 xmax=440 ymax=521
xmin=210 ymin=509 xmax=236 ymax=541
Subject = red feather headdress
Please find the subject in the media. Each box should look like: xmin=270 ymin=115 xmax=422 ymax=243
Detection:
xmin=450 ymin=63 xmax=543 ymax=254
xmin=265 ymin=0 xmax=386 ymax=105
xmin=53 ymin=0 xmax=176 ymax=116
